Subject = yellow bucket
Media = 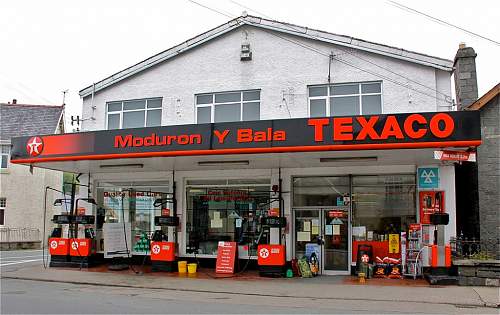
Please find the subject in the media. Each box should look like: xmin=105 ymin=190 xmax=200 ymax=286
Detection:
xmin=187 ymin=263 xmax=197 ymax=274
xmin=178 ymin=261 xmax=188 ymax=273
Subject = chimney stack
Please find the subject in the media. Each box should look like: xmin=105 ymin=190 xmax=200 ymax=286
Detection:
xmin=12 ymin=99 xmax=17 ymax=104
xmin=453 ymin=43 xmax=478 ymax=110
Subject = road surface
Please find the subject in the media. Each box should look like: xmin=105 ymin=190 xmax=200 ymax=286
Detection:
xmin=1 ymin=278 xmax=496 ymax=314
xmin=1 ymin=249 xmax=45 ymax=272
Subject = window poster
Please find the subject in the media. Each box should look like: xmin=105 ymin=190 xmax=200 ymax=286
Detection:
xmin=333 ymin=225 xmax=341 ymax=236
xmin=325 ymin=224 xmax=333 ymax=236
xmin=297 ymin=231 xmax=311 ymax=242
xmin=311 ymin=226 xmax=319 ymax=235
xmin=303 ymin=221 xmax=311 ymax=232
xmin=103 ymin=191 xmax=123 ymax=212
xmin=103 ymin=222 xmax=132 ymax=258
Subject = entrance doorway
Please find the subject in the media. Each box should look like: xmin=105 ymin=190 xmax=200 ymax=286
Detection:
xmin=294 ymin=207 xmax=350 ymax=275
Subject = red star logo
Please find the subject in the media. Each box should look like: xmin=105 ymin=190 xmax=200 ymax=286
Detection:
xmin=26 ymin=137 xmax=44 ymax=157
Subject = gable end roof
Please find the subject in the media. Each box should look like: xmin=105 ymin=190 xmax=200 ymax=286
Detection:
xmin=79 ymin=15 xmax=454 ymax=98
xmin=0 ymin=104 xmax=64 ymax=140
xmin=467 ymin=83 xmax=500 ymax=110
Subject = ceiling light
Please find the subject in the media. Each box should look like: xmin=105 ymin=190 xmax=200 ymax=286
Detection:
xmin=100 ymin=163 xmax=144 ymax=169
xmin=320 ymin=157 xmax=377 ymax=163
xmin=198 ymin=160 xmax=250 ymax=166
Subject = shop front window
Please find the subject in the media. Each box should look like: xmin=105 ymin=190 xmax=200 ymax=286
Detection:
xmin=185 ymin=179 xmax=270 ymax=256
xmin=293 ymin=176 xmax=350 ymax=207
xmin=96 ymin=181 xmax=170 ymax=254
xmin=351 ymin=174 xmax=416 ymax=241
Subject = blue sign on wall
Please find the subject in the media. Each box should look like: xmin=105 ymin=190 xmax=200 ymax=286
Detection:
xmin=418 ymin=167 xmax=439 ymax=188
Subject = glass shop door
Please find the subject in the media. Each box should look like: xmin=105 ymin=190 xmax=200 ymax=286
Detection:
xmin=294 ymin=208 xmax=350 ymax=275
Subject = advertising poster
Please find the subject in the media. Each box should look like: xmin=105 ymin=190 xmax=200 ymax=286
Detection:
xmin=215 ymin=241 xmax=237 ymax=274
xmin=103 ymin=222 xmax=132 ymax=258
xmin=389 ymin=234 xmax=400 ymax=254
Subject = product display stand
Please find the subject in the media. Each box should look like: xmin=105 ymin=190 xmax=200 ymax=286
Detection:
xmin=404 ymin=224 xmax=423 ymax=279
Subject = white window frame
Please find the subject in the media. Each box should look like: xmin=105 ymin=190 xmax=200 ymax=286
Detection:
xmin=308 ymin=81 xmax=383 ymax=117
xmin=0 ymin=198 xmax=5 ymax=226
xmin=1 ymin=145 xmax=10 ymax=169
xmin=105 ymin=98 xmax=163 ymax=130
xmin=195 ymin=90 xmax=261 ymax=124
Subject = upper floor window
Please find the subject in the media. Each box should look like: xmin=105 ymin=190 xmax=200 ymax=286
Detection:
xmin=106 ymin=98 xmax=162 ymax=130
xmin=308 ymin=82 xmax=382 ymax=117
xmin=1 ymin=145 xmax=10 ymax=169
xmin=196 ymin=90 xmax=260 ymax=124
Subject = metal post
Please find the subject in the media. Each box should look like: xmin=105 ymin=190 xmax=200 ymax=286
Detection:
xmin=278 ymin=167 xmax=282 ymax=245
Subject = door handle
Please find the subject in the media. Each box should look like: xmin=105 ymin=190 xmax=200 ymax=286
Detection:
xmin=317 ymin=236 xmax=325 ymax=245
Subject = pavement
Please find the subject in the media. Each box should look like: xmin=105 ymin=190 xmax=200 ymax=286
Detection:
xmin=1 ymin=253 xmax=499 ymax=310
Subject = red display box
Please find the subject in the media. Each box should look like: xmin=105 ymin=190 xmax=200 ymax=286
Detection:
xmin=257 ymin=244 xmax=286 ymax=266
xmin=352 ymin=241 xmax=400 ymax=263
xmin=150 ymin=241 xmax=176 ymax=261
xmin=48 ymin=238 xmax=70 ymax=256
xmin=69 ymin=238 xmax=94 ymax=257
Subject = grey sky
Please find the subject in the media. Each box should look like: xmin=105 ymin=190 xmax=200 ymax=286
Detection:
xmin=1 ymin=0 xmax=498 ymax=128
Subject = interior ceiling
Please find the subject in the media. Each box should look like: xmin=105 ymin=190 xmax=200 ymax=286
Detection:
xmin=24 ymin=148 xmax=454 ymax=174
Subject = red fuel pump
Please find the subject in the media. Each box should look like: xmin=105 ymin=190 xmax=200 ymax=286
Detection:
xmin=49 ymin=214 xmax=96 ymax=267
xmin=150 ymin=184 xmax=178 ymax=272
xmin=48 ymin=175 xmax=98 ymax=268
xmin=150 ymin=216 xmax=179 ymax=271
xmin=257 ymin=216 xmax=287 ymax=275
xmin=257 ymin=173 xmax=288 ymax=277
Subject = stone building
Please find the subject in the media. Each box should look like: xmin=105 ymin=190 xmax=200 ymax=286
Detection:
xmin=467 ymin=84 xmax=500 ymax=258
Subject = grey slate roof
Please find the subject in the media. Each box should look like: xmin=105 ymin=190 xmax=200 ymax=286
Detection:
xmin=0 ymin=103 xmax=64 ymax=141
xmin=80 ymin=14 xmax=454 ymax=98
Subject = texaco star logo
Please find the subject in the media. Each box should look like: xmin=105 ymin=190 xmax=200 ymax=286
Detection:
xmin=50 ymin=240 xmax=58 ymax=249
xmin=152 ymin=244 xmax=161 ymax=255
xmin=71 ymin=241 xmax=78 ymax=250
xmin=26 ymin=136 xmax=44 ymax=157
xmin=259 ymin=248 xmax=269 ymax=259
xmin=361 ymin=254 xmax=369 ymax=263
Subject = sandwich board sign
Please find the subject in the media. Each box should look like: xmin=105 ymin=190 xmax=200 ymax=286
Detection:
xmin=418 ymin=167 xmax=439 ymax=189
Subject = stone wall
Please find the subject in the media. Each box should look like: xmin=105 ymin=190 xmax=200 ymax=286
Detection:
xmin=456 ymin=259 xmax=500 ymax=287
xmin=477 ymin=94 xmax=500 ymax=259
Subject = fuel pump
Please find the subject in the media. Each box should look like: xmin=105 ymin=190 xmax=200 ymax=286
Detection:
xmin=48 ymin=174 xmax=98 ymax=267
xmin=257 ymin=172 xmax=288 ymax=277
xmin=150 ymin=182 xmax=178 ymax=272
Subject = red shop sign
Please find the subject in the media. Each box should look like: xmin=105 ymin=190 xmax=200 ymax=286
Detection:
xmin=328 ymin=211 xmax=344 ymax=218
xmin=409 ymin=223 xmax=421 ymax=232
xmin=434 ymin=150 xmax=476 ymax=162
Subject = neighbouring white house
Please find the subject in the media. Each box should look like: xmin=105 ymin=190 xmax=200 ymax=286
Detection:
xmin=1 ymin=100 xmax=65 ymax=249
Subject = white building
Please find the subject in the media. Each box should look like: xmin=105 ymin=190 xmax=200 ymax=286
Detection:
xmin=10 ymin=15 xmax=481 ymax=274
xmin=1 ymin=101 xmax=65 ymax=249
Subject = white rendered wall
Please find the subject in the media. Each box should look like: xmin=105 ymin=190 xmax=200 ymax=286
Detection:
xmin=81 ymin=26 xmax=452 ymax=131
